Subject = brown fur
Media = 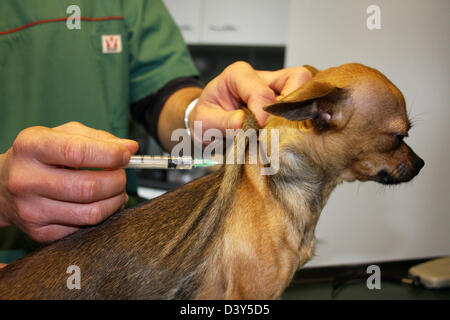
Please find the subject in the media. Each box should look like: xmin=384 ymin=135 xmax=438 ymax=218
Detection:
xmin=0 ymin=63 xmax=424 ymax=299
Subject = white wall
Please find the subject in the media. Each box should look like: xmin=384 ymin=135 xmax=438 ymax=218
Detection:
xmin=286 ymin=0 xmax=450 ymax=267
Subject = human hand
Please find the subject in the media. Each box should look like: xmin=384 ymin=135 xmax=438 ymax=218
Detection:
xmin=0 ymin=122 xmax=138 ymax=243
xmin=189 ymin=61 xmax=312 ymax=137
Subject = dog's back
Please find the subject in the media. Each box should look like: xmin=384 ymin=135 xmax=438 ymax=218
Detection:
xmin=0 ymin=169 xmax=225 ymax=299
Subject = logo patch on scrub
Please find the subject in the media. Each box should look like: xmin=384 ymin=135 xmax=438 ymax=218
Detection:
xmin=101 ymin=35 xmax=122 ymax=54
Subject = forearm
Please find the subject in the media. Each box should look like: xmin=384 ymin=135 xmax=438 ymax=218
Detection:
xmin=157 ymin=86 xmax=203 ymax=151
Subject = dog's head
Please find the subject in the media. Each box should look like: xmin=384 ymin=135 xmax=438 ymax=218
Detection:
xmin=264 ymin=63 xmax=424 ymax=185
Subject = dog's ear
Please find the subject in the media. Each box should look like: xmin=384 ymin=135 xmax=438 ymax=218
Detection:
xmin=264 ymin=81 xmax=345 ymax=129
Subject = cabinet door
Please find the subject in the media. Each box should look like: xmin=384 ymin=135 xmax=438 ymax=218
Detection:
xmin=202 ymin=0 xmax=289 ymax=46
xmin=163 ymin=0 xmax=203 ymax=44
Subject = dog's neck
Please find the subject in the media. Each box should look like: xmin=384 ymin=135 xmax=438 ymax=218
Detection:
xmin=262 ymin=118 xmax=339 ymax=214
xmin=238 ymin=111 xmax=339 ymax=238
xmin=255 ymin=118 xmax=340 ymax=266
xmin=267 ymin=146 xmax=337 ymax=217
xmin=241 ymin=142 xmax=337 ymax=269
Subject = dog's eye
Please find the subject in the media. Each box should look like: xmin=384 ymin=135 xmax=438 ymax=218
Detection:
xmin=377 ymin=134 xmax=401 ymax=152
xmin=380 ymin=133 xmax=406 ymax=152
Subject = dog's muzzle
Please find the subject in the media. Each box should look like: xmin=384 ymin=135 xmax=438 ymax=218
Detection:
xmin=376 ymin=157 xmax=425 ymax=185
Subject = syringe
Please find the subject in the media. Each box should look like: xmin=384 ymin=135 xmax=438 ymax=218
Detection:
xmin=125 ymin=155 xmax=219 ymax=170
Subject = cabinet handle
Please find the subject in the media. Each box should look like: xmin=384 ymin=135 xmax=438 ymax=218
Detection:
xmin=179 ymin=24 xmax=193 ymax=31
xmin=208 ymin=24 xmax=238 ymax=32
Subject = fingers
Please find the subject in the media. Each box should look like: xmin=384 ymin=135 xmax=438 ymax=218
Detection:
xmin=222 ymin=62 xmax=276 ymax=126
xmin=195 ymin=63 xmax=313 ymax=134
xmin=55 ymin=121 xmax=119 ymax=139
xmin=22 ymin=224 xmax=80 ymax=244
xmin=17 ymin=193 xmax=127 ymax=228
xmin=8 ymin=162 xmax=128 ymax=242
xmin=2 ymin=122 xmax=135 ymax=243
xmin=278 ymin=67 xmax=312 ymax=97
xmin=191 ymin=103 xmax=246 ymax=136
xmin=0 ymin=263 xmax=7 ymax=269
xmin=258 ymin=66 xmax=312 ymax=99
xmin=197 ymin=61 xmax=276 ymax=130
xmin=13 ymin=125 xmax=137 ymax=169
xmin=9 ymin=161 xmax=127 ymax=204
xmin=55 ymin=121 xmax=139 ymax=153
xmin=15 ymin=192 xmax=127 ymax=243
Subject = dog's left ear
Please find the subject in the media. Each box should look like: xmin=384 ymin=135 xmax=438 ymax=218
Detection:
xmin=264 ymin=80 xmax=346 ymax=129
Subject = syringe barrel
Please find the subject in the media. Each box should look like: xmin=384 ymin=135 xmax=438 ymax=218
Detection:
xmin=126 ymin=156 xmax=193 ymax=169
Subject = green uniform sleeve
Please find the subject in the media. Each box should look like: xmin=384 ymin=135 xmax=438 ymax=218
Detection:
xmin=125 ymin=0 xmax=199 ymax=103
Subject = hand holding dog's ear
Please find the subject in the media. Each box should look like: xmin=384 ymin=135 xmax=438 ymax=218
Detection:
xmin=190 ymin=62 xmax=313 ymax=135
xmin=264 ymin=80 xmax=344 ymax=129
xmin=257 ymin=66 xmax=314 ymax=100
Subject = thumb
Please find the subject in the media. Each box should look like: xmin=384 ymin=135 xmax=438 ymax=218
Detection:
xmin=193 ymin=107 xmax=245 ymax=136
xmin=112 ymin=139 xmax=139 ymax=155
xmin=55 ymin=122 xmax=139 ymax=155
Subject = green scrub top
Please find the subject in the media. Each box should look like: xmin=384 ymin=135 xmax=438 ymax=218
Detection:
xmin=0 ymin=0 xmax=199 ymax=262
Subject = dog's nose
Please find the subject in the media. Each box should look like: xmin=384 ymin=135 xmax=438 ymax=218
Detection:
xmin=413 ymin=156 xmax=425 ymax=172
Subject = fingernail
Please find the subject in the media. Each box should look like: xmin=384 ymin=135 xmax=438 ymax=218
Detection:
xmin=120 ymin=139 xmax=138 ymax=144
xmin=118 ymin=139 xmax=139 ymax=151
xmin=122 ymin=152 xmax=130 ymax=166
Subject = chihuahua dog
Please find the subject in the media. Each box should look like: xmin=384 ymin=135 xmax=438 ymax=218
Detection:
xmin=0 ymin=63 xmax=424 ymax=299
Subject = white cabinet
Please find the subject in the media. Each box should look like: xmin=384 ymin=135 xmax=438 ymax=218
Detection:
xmin=202 ymin=0 xmax=288 ymax=46
xmin=163 ymin=0 xmax=203 ymax=44
xmin=163 ymin=0 xmax=289 ymax=46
